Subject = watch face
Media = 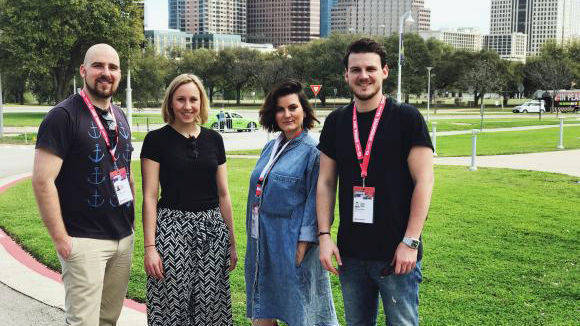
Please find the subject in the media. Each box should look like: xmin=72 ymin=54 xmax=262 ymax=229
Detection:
xmin=404 ymin=238 xmax=419 ymax=249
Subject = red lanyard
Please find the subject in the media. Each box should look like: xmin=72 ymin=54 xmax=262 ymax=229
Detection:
xmin=352 ymin=96 xmax=386 ymax=184
xmin=79 ymin=90 xmax=119 ymax=162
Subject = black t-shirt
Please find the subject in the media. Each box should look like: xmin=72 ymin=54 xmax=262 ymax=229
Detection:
xmin=317 ymin=98 xmax=433 ymax=261
xmin=36 ymin=94 xmax=134 ymax=240
xmin=140 ymin=125 xmax=226 ymax=212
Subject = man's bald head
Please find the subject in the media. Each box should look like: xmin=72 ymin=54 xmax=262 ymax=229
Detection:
xmin=83 ymin=43 xmax=120 ymax=66
xmin=80 ymin=43 xmax=122 ymax=102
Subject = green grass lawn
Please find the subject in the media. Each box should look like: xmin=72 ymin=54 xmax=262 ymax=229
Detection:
xmin=1 ymin=161 xmax=578 ymax=325
xmin=428 ymin=117 xmax=580 ymax=132
xmin=436 ymin=125 xmax=580 ymax=156
xmin=0 ymin=133 xmax=37 ymax=145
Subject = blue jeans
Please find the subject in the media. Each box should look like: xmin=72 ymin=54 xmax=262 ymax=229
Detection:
xmin=338 ymin=257 xmax=422 ymax=326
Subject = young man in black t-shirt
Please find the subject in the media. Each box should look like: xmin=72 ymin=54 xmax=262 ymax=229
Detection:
xmin=316 ymin=38 xmax=434 ymax=325
xmin=32 ymin=44 xmax=134 ymax=326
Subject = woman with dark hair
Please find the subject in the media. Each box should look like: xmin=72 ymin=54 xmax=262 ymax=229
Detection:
xmin=245 ymin=80 xmax=338 ymax=326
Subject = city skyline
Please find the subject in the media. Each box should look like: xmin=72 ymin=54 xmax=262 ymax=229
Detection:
xmin=145 ymin=0 xmax=492 ymax=33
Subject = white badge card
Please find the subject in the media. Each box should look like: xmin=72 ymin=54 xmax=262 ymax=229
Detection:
xmin=110 ymin=167 xmax=133 ymax=205
xmin=251 ymin=203 xmax=260 ymax=239
xmin=353 ymin=186 xmax=375 ymax=224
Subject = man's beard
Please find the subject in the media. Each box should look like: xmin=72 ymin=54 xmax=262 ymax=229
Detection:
xmin=85 ymin=76 xmax=117 ymax=99
xmin=350 ymin=83 xmax=381 ymax=101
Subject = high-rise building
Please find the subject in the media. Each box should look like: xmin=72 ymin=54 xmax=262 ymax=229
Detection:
xmin=247 ymin=0 xmax=321 ymax=47
xmin=419 ymin=28 xmax=484 ymax=52
xmin=169 ymin=0 xmax=187 ymax=31
xmin=483 ymin=33 xmax=528 ymax=62
xmin=331 ymin=0 xmax=429 ymax=36
xmin=321 ymin=0 xmax=338 ymax=37
xmin=411 ymin=0 xmax=431 ymax=32
xmin=169 ymin=0 xmax=247 ymax=38
xmin=489 ymin=0 xmax=580 ymax=55
xmin=145 ymin=29 xmax=193 ymax=56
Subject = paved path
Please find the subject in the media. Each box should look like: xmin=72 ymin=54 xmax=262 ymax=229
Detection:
xmin=0 ymin=124 xmax=579 ymax=325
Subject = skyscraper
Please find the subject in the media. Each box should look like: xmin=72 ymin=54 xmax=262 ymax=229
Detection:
xmin=168 ymin=0 xmax=187 ymax=31
xmin=490 ymin=0 xmax=579 ymax=55
xmin=168 ymin=0 xmax=247 ymax=38
xmin=411 ymin=0 xmax=431 ymax=32
xmin=331 ymin=0 xmax=429 ymax=36
xmin=321 ymin=0 xmax=338 ymax=37
xmin=247 ymin=0 xmax=321 ymax=47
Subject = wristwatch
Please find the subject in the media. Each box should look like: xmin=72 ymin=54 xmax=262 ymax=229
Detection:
xmin=402 ymin=237 xmax=420 ymax=249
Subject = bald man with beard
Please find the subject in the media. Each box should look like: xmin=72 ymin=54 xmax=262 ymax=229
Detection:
xmin=33 ymin=44 xmax=135 ymax=326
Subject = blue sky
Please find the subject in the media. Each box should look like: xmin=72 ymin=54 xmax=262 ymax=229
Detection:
xmin=145 ymin=0 xmax=491 ymax=34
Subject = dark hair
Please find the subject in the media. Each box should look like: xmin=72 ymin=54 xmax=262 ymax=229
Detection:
xmin=259 ymin=80 xmax=319 ymax=133
xmin=343 ymin=38 xmax=387 ymax=69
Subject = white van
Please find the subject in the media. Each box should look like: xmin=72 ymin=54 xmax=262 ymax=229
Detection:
xmin=513 ymin=100 xmax=545 ymax=113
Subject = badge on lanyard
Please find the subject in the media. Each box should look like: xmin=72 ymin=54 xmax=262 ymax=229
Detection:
xmin=351 ymin=96 xmax=386 ymax=224
xmin=353 ymin=186 xmax=375 ymax=224
xmin=80 ymin=90 xmax=134 ymax=205
xmin=251 ymin=203 xmax=259 ymax=239
xmin=110 ymin=167 xmax=133 ymax=205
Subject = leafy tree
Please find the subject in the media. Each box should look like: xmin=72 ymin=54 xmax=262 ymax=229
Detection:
xmin=131 ymin=48 xmax=172 ymax=108
xmin=0 ymin=0 xmax=144 ymax=102
xmin=178 ymin=49 xmax=219 ymax=103
xmin=460 ymin=51 xmax=505 ymax=127
xmin=255 ymin=52 xmax=295 ymax=95
xmin=217 ymin=48 xmax=262 ymax=104
xmin=502 ymin=61 xmax=524 ymax=106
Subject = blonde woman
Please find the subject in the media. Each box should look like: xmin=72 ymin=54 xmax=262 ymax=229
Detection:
xmin=141 ymin=74 xmax=237 ymax=325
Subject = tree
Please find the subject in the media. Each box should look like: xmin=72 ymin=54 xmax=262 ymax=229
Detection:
xmin=461 ymin=52 xmax=506 ymax=127
xmin=131 ymin=48 xmax=172 ymax=108
xmin=524 ymin=57 xmax=574 ymax=113
xmin=0 ymin=0 xmax=144 ymax=102
xmin=255 ymin=52 xmax=294 ymax=95
xmin=217 ymin=48 xmax=262 ymax=105
xmin=178 ymin=49 xmax=219 ymax=103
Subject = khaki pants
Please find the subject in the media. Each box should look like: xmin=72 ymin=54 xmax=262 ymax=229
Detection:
xmin=58 ymin=234 xmax=134 ymax=326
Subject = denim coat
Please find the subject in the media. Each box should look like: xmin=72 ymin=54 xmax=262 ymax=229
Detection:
xmin=245 ymin=131 xmax=338 ymax=326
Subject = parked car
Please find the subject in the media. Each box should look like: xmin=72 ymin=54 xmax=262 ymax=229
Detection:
xmin=513 ymin=100 xmax=545 ymax=113
xmin=203 ymin=110 xmax=259 ymax=132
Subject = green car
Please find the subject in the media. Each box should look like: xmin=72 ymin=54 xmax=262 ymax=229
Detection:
xmin=203 ymin=110 xmax=259 ymax=132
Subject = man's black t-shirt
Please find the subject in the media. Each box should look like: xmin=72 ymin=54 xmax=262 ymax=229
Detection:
xmin=317 ymin=98 xmax=433 ymax=261
xmin=140 ymin=125 xmax=226 ymax=212
xmin=36 ymin=94 xmax=135 ymax=240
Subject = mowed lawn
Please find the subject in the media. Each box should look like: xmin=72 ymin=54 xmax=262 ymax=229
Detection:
xmin=0 ymin=161 xmax=578 ymax=325
xmin=435 ymin=125 xmax=580 ymax=156
xmin=4 ymin=111 xmax=579 ymax=131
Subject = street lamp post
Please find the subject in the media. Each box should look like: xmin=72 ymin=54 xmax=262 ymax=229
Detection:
xmin=397 ymin=10 xmax=414 ymax=103
xmin=126 ymin=63 xmax=133 ymax=130
xmin=426 ymin=66 xmax=433 ymax=122
xmin=0 ymin=72 xmax=4 ymax=138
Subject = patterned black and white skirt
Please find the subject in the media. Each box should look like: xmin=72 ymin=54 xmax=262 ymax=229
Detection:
xmin=147 ymin=207 xmax=232 ymax=326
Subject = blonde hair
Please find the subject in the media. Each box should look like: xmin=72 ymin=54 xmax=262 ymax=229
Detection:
xmin=161 ymin=74 xmax=209 ymax=124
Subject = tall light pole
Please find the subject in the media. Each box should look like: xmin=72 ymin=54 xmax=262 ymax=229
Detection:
xmin=426 ymin=66 xmax=433 ymax=122
xmin=126 ymin=62 xmax=133 ymax=130
xmin=0 ymin=72 xmax=4 ymax=138
xmin=397 ymin=10 xmax=414 ymax=103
